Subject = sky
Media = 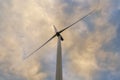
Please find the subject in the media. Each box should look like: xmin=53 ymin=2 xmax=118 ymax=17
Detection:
xmin=0 ymin=0 xmax=120 ymax=80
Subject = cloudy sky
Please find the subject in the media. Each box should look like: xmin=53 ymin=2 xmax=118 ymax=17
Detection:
xmin=0 ymin=0 xmax=120 ymax=80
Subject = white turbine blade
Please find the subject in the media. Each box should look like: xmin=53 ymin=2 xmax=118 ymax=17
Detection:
xmin=53 ymin=25 xmax=58 ymax=33
xmin=59 ymin=9 xmax=96 ymax=33
xmin=24 ymin=34 xmax=56 ymax=59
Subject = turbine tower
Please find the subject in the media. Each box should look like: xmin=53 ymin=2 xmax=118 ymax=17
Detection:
xmin=24 ymin=10 xmax=95 ymax=80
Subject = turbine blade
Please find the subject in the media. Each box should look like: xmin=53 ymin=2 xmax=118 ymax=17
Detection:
xmin=59 ymin=9 xmax=96 ymax=33
xmin=53 ymin=25 xmax=58 ymax=33
xmin=24 ymin=34 xmax=56 ymax=59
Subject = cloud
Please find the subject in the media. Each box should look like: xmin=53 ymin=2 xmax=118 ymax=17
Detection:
xmin=60 ymin=0 xmax=118 ymax=80
xmin=0 ymin=0 xmax=119 ymax=80
xmin=0 ymin=0 xmax=56 ymax=80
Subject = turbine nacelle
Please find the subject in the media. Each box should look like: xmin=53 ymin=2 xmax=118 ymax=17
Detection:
xmin=53 ymin=25 xmax=64 ymax=41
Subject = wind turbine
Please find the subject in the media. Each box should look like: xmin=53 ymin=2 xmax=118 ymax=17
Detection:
xmin=24 ymin=10 xmax=95 ymax=80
